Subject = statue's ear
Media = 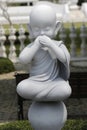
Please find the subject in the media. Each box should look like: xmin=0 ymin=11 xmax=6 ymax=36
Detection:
xmin=27 ymin=24 xmax=34 ymax=40
xmin=55 ymin=21 xmax=62 ymax=35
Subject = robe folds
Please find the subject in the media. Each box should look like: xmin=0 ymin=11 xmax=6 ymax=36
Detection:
xmin=17 ymin=40 xmax=71 ymax=101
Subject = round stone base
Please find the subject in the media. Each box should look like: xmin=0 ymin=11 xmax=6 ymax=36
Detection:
xmin=28 ymin=101 xmax=67 ymax=130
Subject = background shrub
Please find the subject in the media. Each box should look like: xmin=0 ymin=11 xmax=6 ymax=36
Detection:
xmin=0 ymin=120 xmax=87 ymax=130
xmin=0 ymin=57 xmax=15 ymax=74
xmin=0 ymin=121 xmax=33 ymax=130
xmin=62 ymin=120 xmax=87 ymax=130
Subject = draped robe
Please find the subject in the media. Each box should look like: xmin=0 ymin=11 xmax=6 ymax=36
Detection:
xmin=17 ymin=40 xmax=71 ymax=101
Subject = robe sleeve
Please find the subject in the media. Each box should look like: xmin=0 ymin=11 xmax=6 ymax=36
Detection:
xmin=57 ymin=41 xmax=70 ymax=81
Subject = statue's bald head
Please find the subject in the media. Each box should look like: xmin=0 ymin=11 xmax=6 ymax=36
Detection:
xmin=29 ymin=4 xmax=61 ymax=39
xmin=30 ymin=4 xmax=56 ymax=27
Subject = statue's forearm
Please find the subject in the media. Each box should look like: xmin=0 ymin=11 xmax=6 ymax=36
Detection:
xmin=19 ymin=42 xmax=40 ymax=64
xmin=49 ymin=42 xmax=67 ymax=63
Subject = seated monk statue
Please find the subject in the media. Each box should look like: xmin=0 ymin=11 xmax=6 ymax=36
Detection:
xmin=17 ymin=4 xmax=71 ymax=102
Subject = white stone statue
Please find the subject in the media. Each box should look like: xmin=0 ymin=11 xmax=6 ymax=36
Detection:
xmin=17 ymin=3 xmax=71 ymax=130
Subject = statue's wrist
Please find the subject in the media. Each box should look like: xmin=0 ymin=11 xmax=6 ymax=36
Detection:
xmin=48 ymin=41 xmax=54 ymax=49
xmin=35 ymin=41 xmax=41 ymax=49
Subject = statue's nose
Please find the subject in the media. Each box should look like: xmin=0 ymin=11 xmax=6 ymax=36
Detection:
xmin=40 ymin=30 xmax=45 ymax=35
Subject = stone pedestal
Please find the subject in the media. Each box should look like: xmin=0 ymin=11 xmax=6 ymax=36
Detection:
xmin=28 ymin=101 xmax=67 ymax=130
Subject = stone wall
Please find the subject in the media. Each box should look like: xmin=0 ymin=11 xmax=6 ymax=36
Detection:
xmin=0 ymin=76 xmax=17 ymax=122
xmin=0 ymin=72 xmax=31 ymax=122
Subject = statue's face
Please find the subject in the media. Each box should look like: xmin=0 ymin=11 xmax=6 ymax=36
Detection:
xmin=29 ymin=5 xmax=57 ymax=39
xmin=31 ymin=20 xmax=56 ymax=38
